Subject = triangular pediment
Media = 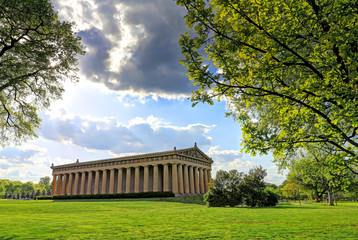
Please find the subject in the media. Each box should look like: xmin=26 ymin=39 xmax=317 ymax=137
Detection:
xmin=179 ymin=148 xmax=212 ymax=163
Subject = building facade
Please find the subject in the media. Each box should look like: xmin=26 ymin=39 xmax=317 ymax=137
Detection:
xmin=51 ymin=144 xmax=213 ymax=196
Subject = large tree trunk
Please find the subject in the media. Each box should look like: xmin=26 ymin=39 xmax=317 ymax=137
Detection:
xmin=327 ymin=186 xmax=334 ymax=206
xmin=315 ymin=189 xmax=320 ymax=202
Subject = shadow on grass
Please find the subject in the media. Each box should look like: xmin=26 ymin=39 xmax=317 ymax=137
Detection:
xmin=273 ymin=203 xmax=337 ymax=210
xmin=0 ymin=235 xmax=18 ymax=240
xmin=148 ymin=196 xmax=206 ymax=205
xmin=50 ymin=196 xmax=206 ymax=205
xmin=48 ymin=198 xmax=354 ymax=209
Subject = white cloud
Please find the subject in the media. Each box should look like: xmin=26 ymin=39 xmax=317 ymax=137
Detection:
xmin=212 ymin=157 xmax=255 ymax=173
xmin=38 ymin=111 xmax=213 ymax=154
xmin=208 ymin=145 xmax=242 ymax=156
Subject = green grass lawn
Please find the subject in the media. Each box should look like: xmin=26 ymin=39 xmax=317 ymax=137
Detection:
xmin=1 ymin=198 xmax=357 ymax=239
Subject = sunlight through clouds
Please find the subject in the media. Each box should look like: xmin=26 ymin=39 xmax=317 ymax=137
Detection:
xmin=1 ymin=0 xmax=282 ymax=185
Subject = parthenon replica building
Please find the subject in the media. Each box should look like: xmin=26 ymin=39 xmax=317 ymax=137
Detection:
xmin=51 ymin=144 xmax=213 ymax=196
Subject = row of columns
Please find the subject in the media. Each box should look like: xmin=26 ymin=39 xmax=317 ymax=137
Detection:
xmin=53 ymin=163 xmax=211 ymax=196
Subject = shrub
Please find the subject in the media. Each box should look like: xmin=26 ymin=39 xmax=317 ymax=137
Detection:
xmin=205 ymin=166 xmax=278 ymax=207
xmin=258 ymin=188 xmax=279 ymax=207
xmin=241 ymin=166 xmax=268 ymax=207
xmin=204 ymin=189 xmax=229 ymax=207
xmin=36 ymin=196 xmax=53 ymax=200
xmin=204 ymin=170 xmax=243 ymax=207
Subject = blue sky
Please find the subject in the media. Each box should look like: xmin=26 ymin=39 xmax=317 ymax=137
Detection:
xmin=0 ymin=0 xmax=284 ymax=185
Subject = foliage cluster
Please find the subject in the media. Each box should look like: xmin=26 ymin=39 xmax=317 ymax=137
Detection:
xmin=176 ymin=0 xmax=358 ymax=175
xmin=36 ymin=191 xmax=175 ymax=200
xmin=279 ymin=147 xmax=358 ymax=205
xmin=272 ymin=165 xmax=358 ymax=204
xmin=0 ymin=0 xmax=84 ymax=145
xmin=204 ymin=166 xmax=278 ymax=207
xmin=0 ymin=177 xmax=51 ymax=199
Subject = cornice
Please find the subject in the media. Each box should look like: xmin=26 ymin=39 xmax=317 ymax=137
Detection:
xmin=51 ymin=146 xmax=213 ymax=172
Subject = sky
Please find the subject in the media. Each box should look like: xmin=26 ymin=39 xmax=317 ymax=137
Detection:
xmin=0 ymin=0 xmax=285 ymax=185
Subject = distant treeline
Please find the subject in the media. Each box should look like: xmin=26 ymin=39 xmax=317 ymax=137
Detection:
xmin=0 ymin=177 xmax=52 ymax=199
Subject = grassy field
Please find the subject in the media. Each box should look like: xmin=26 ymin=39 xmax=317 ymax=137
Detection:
xmin=1 ymin=198 xmax=358 ymax=239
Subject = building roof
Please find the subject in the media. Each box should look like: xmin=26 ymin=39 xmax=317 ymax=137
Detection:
xmin=51 ymin=143 xmax=213 ymax=170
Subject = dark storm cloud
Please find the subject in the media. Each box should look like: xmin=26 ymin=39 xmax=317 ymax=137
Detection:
xmin=60 ymin=0 xmax=192 ymax=96
xmin=114 ymin=0 xmax=191 ymax=94
xmin=77 ymin=28 xmax=112 ymax=82
xmin=39 ymin=114 xmax=212 ymax=154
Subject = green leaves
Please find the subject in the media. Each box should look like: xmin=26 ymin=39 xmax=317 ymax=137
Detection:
xmin=176 ymin=0 xmax=358 ymax=172
xmin=0 ymin=0 xmax=85 ymax=145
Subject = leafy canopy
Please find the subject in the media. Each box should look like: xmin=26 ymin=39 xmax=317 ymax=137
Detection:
xmin=0 ymin=0 xmax=84 ymax=145
xmin=176 ymin=0 xmax=358 ymax=173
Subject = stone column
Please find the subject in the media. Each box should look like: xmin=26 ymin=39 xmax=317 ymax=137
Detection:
xmin=199 ymin=168 xmax=204 ymax=194
xmin=74 ymin=172 xmax=79 ymax=195
xmin=102 ymin=170 xmax=107 ymax=194
xmin=178 ymin=164 xmax=183 ymax=194
xmin=189 ymin=166 xmax=194 ymax=194
xmin=204 ymin=169 xmax=209 ymax=192
xmin=183 ymin=165 xmax=189 ymax=194
xmin=208 ymin=169 xmax=212 ymax=186
xmin=109 ymin=169 xmax=115 ymax=194
xmin=126 ymin=167 xmax=131 ymax=193
xmin=117 ymin=168 xmax=123 ymax=193
xmin=194 ymin=167 xmax=200 ymax=194
xmin=172 ymin=163 xmax=178 ymax=195
xmin=143 ymin=165 xmax=149 ymax=192
xmin=135 ymin=167 xmax=140 ymax=193
xmin=58 ymin=174 xmax=63 ymax=196
xmin=52 ymin=174 xmax=57 ymax=196
xmin=153 ymin=165 xmax=159 ymax=192
xmin=68 ymin=173 xmax=73 ymax=195
xmin=80 ymin=172 xmax=86 ymax=195
xmin=61 ymin=174 xmax=67 ymax=196
xmin=94 ymin=170 xmax=100 ymax=194
xmin=87 ymin=171 xmax=93 ymax=195
xmin=163 ymin=163 xmax=169 ymax=192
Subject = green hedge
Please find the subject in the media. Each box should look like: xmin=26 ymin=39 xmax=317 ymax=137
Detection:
xmin=36 ymin=191 xmax=174 ymax=200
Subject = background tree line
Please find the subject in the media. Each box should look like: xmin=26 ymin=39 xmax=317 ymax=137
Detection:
xmin=0 ymin=176 xmax=52 ymax=199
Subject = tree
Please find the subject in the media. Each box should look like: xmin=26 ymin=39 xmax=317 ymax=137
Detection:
xmin=0 ymin=0 xmax=84 ymax=145
xmin=39 ymin=177 xmax=51 ymax=186
xmin=204 ymin=169 xmax=244 ymax=207
xmin=240 ymin=166 xmax=268 ymax=207
xmin=205 ymin=166 xmax=278 ymax=207
xmin=21 ymin=182 xmax=35 ymax=193
xmin=284 ymin=146 xmax=357 ymax=205
xmin=176 ymin=0 xmax=358 ymax=173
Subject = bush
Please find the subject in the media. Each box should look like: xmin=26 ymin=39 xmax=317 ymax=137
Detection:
xmin=36 ymin=191 xmax=174 ymax=200
xmin=204 ymin=167 xmax=278 ymax=207
xmin=258 ymin=188 xmax=279 ymax=207
xmin=204 ymin=189 xmax=229 ymax=207
xmin=204 ymin=170 xmax=243 ymax=207
xmin=36 ymin=196 xmax=53 ymax=200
